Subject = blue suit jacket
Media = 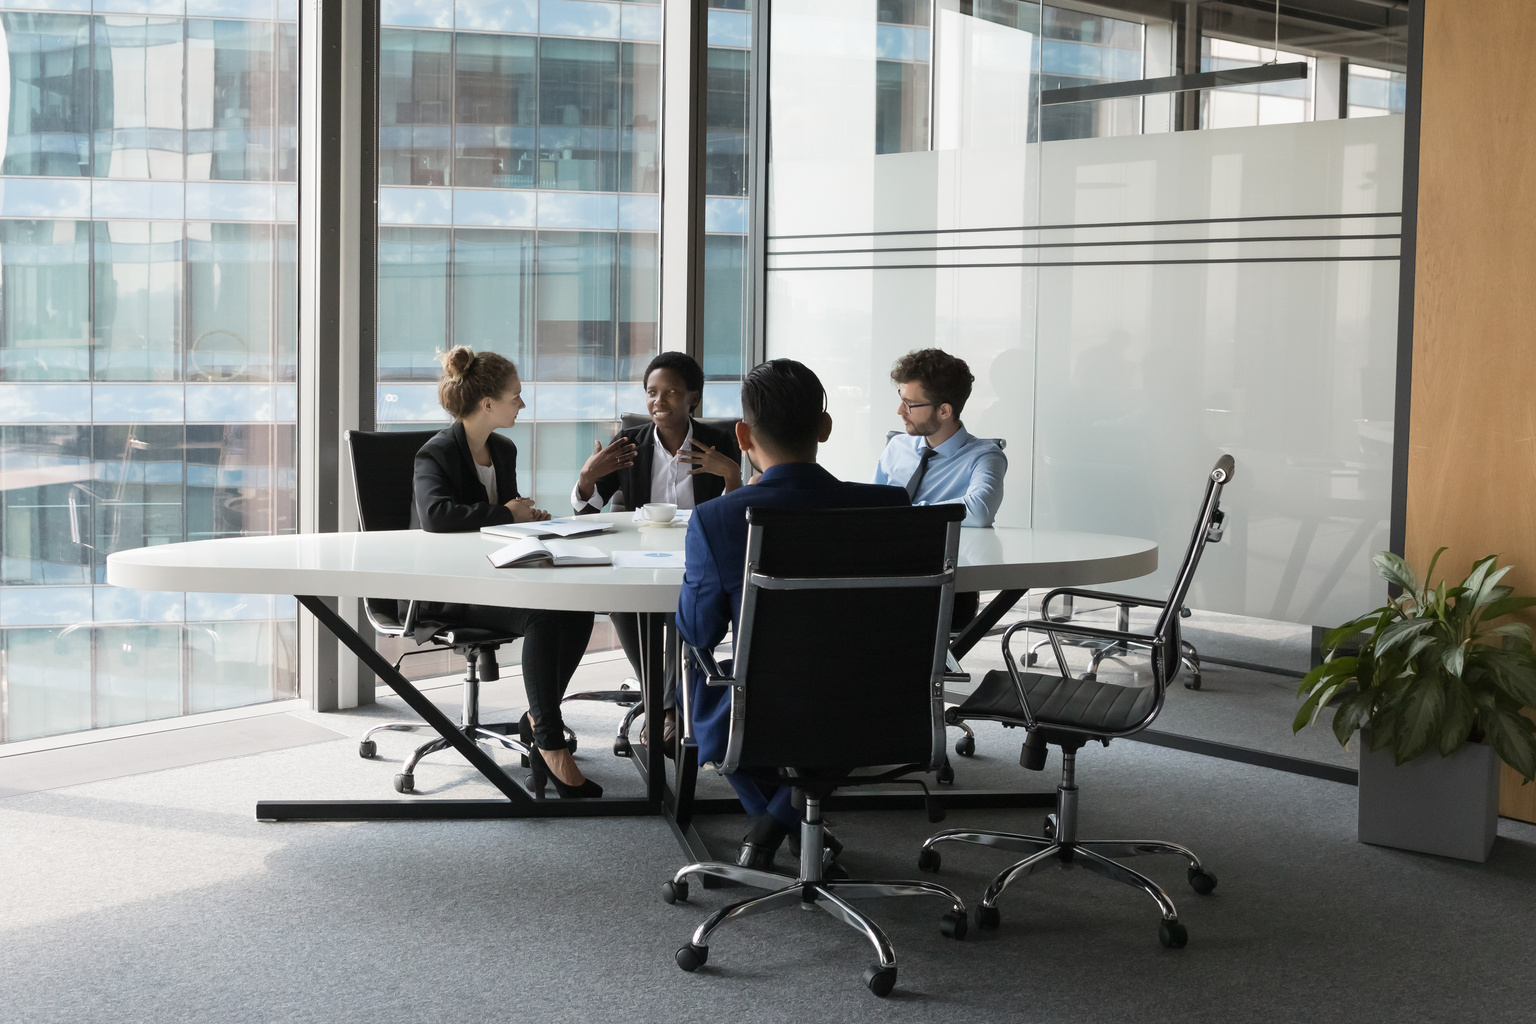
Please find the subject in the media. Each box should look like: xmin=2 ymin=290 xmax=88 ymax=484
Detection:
xmin=676 ymin=461 xmax=910 ymax=766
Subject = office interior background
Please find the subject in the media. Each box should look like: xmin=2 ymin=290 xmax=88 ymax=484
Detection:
xmin=4 ymin=0 xmax=1536 ymax=1019
xmin=0 ymin=0 xmax=1414 ymax=737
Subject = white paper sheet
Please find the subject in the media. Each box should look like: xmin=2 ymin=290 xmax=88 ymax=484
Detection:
xmin=611 ymin=549 xmax=686 ymax=570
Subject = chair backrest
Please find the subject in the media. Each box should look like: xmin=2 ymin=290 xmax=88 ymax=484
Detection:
xmin=1150 ymin=454 xmax=1235 ymax=679
xmin=345 ymin=429 xmax=438 ymax=631
xmin=884 ymin=429 xmax=1005 ymax=450
xmin=345 ymin=429 xmax=438 ymax=533
xmin=722 ymin=504 xmax=965 ymax=774
xmin=621 ymin=412 xmax=740 ymax=438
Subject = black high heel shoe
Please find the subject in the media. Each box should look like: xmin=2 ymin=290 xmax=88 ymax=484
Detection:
xmin=528 ymin=746 xmax=603 ymax=799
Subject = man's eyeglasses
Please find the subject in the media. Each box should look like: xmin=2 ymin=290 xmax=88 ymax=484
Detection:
xmin=898 ymin=394 xmax=933 ymax=412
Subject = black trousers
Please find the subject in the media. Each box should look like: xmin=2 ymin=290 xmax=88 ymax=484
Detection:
xmin=422 ymin=603 xmax=595 ymax=750
xmin=610 ymin=611 xmax=675 ymax=709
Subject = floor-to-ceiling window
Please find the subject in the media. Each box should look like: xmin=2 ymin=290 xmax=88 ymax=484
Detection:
xmin=0 ymin=4 xmax=299 ymax=743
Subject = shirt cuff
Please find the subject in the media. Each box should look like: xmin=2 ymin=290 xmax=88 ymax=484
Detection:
xmin=571 ymin=482 xmax=605 ymax=512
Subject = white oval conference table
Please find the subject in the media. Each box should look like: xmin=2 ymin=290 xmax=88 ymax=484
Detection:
xmin=107 ymin=512 xmax=1156 ymax=853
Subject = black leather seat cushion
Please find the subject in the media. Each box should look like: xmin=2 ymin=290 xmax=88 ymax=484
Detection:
xmin=957 ymin=668 xmax=1157 ymax=734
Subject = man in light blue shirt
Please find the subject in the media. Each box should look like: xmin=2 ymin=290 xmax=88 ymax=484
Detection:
xmin=874 ymin=348 xmax=1007 ymax=628
xmin=873 ymin=348 xmax=1006 ymax=527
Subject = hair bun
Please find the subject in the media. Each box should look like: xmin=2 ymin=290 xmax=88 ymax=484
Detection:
xmin=440 ymin=345 xmax=476 ymax=381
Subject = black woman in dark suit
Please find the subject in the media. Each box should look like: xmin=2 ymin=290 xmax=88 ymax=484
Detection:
xmin=411 ymin=346 xmax=600 ymax=797
xmin=571 ymin=351 xmax=742 ymax=747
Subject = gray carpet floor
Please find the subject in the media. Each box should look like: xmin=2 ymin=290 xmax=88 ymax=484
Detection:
xmin=4 ymin=629 xmax=1536 ymax=1022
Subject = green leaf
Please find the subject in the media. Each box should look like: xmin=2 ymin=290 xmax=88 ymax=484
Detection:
xmin=1393 ymin=679 xmax=1445 ymax=764
xmin=1374 ymin=618 xmax=1435 ymax=658
xmin=1323 ymin=615 xmax=1386 ymax=653
xmin=1438 ymin=682 xmax=1476 ymax=757
xmin=1423 ymin=546 xmax=1448 ymax=597
xmin=1484 ymin=622 xmax=1532 ymax=644
xmin=1331 ymin=693 xmax=1371 ymax=747
xmin=1442 ymin=643 xmax=1467 ymax=679
xmin=1480 ymin=711 xmax=1536 ymax=783
xmin=1483 ymin=595 xmax=1536 ymax=621
xmin=1372 ymin=550 xmax=1420 ymax=597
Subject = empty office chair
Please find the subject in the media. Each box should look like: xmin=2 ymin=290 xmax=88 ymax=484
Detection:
xmin=346 ymin=429 xmax=567 ymax=794
xmin=565 ymin=412 xmax=744 ymax=759
xmin=919 ymin=455 xmax=1233 ymax=948
xmin=1025 ymin=598 xmax=1206 ymax=689
xmin=663 ymin=505 xmax=969 ymax=997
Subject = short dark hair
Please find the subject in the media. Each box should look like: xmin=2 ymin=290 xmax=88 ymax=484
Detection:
xmin=642 ymin=351 xmax=705 ymax=412
xmin=891 ymin=348 xmax=974 ymax=416
xmin=740 ymin=359 xmax=826 ymax=456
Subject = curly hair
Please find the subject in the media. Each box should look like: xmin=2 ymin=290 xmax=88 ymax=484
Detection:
xmin=643 ymin=351 xmax=706 ymax=413
xmin=436 ymin=346 xmax=519 ymax=420
xmin=890 ymin=348 xmax=974 ymax=416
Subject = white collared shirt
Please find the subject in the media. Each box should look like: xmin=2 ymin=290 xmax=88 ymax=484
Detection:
xmin=571 ymin=423 xmax=697 ymax=512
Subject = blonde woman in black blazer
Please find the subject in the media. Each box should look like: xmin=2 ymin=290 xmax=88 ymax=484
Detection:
xmin=410 ymin=346 xmax=601 ymax=798
xmin=571 ymin=352 xmax=742 ymax=747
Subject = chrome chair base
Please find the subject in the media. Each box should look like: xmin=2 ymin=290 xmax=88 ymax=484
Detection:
xmin=664 ymin=797 xmax=968 ymax=996
xmin=919 ymin=751 xmax=1216 ymax=948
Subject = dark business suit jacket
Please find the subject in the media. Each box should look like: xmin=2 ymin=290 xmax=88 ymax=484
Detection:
xmin=676 ymin=462 xmax=910 ymax=767
xmin=410 ymin=421 xmax=520 ymax=532
xmin=406 ymin=422 xmax=522 ymax=637
xmin=577 ymin=418 xmax=741 ymax=513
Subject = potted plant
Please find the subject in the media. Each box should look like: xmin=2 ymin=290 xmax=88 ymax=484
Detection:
xmin=1295 ymin=549 xmax=1536 ymax=861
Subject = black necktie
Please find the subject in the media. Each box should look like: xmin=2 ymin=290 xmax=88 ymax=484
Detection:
xmin=905 ymin=446 xmax=937 ymax=500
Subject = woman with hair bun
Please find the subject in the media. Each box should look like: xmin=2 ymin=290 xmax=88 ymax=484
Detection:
xmin=410 ymin=345 xmax=601 ymax=797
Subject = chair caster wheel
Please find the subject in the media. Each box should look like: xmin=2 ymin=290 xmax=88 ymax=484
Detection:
xmin=521 ymin=754 xmax=530 ymax=768
xmin=940 ymin=910 xmax=967 ymax=940
xmin=1025 ymin=652 xmax=1039 ymax=667
xmin=1188 ymin=867 xmax=1217 ymax=894
xmin=566 ymin=734 xmax=578 ymax=755
xmin=662 ymin=879 xmax=688 ymax=904
xmin=614 ymin=737 xmax=632 ymax=758
xmin=936 ymin=760 xmax=955 ymax=785
xmin=975 ymin=904 xmax=1000 ymax=930
xmin=1042 ymin=813 xmax=1057 ymax=839
xmin=955 ymin=735 xmax=976 ymax=757
xmin=1159 ymin=919 xmax=1188 ymax=948
xmin=863 ymin=965 xmax=896 ymax=997
xmin=1184 ymin=675 xmax=1202 ymax=690
xmin=917 ymin=847 xmax=941 ymax=873
xmin=393 ymin=774 xmax=414 ymax=794
xmin=358 ymin=740 xmax=376 ymax=759
xmin=676 ymin=943 xmax=708 ymax=972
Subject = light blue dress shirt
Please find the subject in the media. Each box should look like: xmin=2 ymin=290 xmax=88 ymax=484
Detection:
xmin=873 ymin=424 xmax=1006 ymax=527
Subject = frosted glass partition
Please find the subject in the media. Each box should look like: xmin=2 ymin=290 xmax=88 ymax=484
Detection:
xmin=768 ymin=1 xmax=1042 ymax=522
xmin=765 ymin=0 xmax=1404 ymax=628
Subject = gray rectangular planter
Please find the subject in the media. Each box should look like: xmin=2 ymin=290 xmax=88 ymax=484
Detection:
xmin=1357 ymin=731 xmax=1500 ymax=862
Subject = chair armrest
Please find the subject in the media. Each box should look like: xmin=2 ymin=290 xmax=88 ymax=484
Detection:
xmin=1004 ymin=618 xmax=1161 ymax=648
xmin=691 ymin=646 xmax=734 ymax=686
xmin=1041 ymin=587 xmax=1168 ymax=620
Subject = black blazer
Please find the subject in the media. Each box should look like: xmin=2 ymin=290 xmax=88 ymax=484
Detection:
xmin=410 ymin=421 xmax=521 ymax=532
xmin=577 ymin=418 xmax=741 ymax=514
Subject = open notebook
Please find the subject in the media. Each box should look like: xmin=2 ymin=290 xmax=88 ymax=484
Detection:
xmin=481 ymin=518 xmax=615 ymax=540
xmin=487 ymin=538 xmax=611 ymax=569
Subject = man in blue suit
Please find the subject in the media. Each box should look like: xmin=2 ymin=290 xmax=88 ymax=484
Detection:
xmin=677 ymin=359 xmax=909 ymax=871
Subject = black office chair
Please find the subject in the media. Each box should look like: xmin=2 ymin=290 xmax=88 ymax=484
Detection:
xmin=562 ymin=412 xmax=744 ymax=759
xmin=346 ymin=429 xmax=568 ymax=794
xmin=918 ymin=455 xmax=1234 ymax=948
xmin=662 ymin=504 xmax=969 ymax=997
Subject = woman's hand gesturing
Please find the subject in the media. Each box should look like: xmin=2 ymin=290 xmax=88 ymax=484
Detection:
xmin=577 ymin=436 xmax=637 ymax=499
xmin=677 ymin=441 xmax=743 ymax=492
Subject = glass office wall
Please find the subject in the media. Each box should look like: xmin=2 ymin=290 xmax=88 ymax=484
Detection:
xmin=765 ymin=0 xmax=1408 ymax=628
xmin=701 ymin=0 xmax=751 ymax=394
xmin=0 ymin=4 xmax=299 ymax=743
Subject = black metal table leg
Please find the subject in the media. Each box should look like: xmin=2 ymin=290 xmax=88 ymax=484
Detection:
xmin=255 ymin=596 xmax=656 ymax=822
xmin=949 ymin=588 xmax=1027 ymax=662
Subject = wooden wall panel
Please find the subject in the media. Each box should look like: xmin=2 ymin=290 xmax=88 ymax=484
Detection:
xmin=1405 ymin=0 xmax=1536 ymax=821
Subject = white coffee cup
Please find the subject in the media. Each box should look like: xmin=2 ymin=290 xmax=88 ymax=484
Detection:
xmin=642 ymin=502 xmax=677 ymax=523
